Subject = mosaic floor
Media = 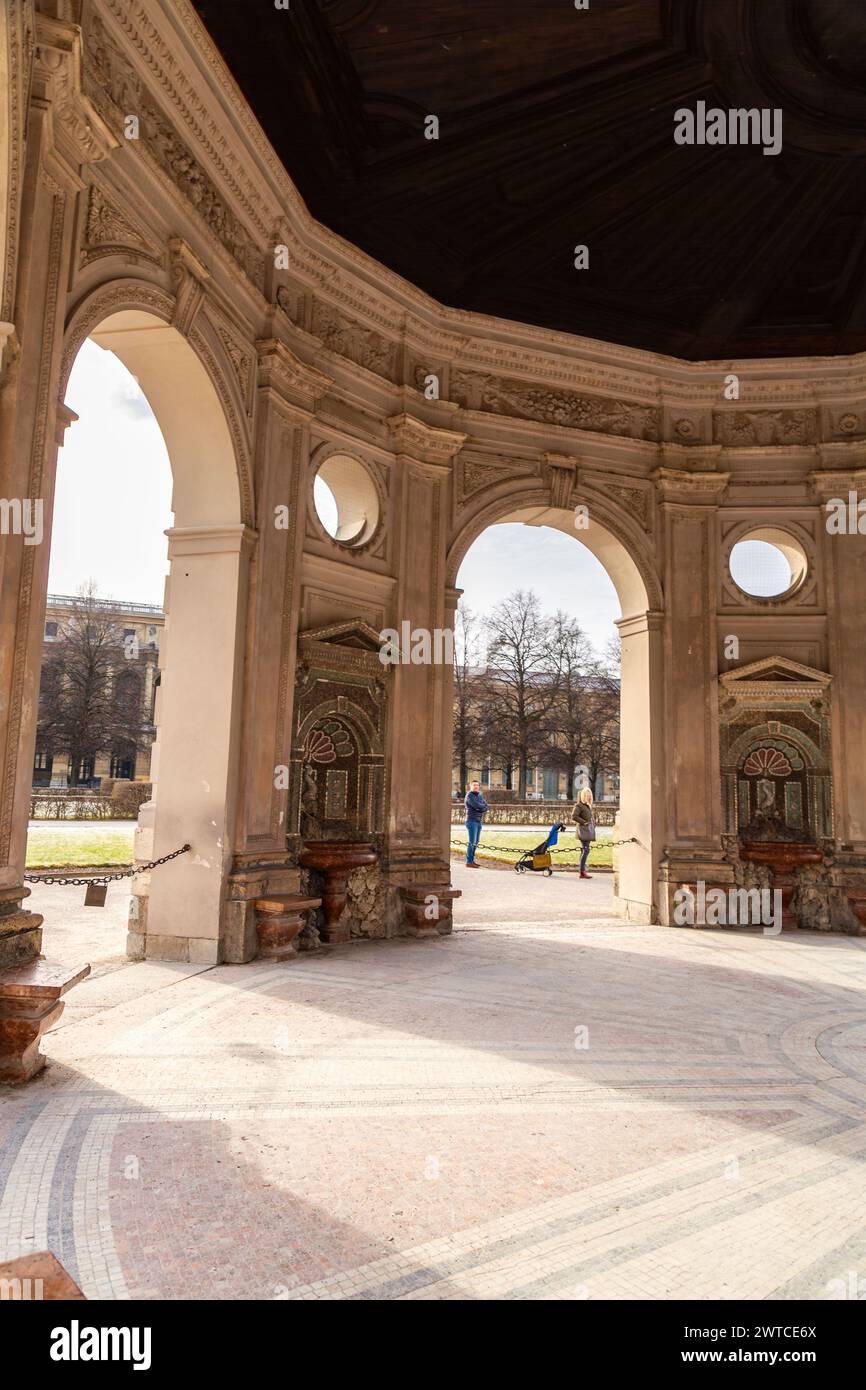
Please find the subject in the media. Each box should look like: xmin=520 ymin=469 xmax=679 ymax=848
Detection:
xmin=2 ymin=865 xmax=865 ymax=1300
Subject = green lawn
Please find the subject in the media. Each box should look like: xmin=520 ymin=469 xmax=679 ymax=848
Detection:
xmin=26 ymin=827 xmax=135 ymax=869
xmin=450 ymin=828 xmax=613 ymax=868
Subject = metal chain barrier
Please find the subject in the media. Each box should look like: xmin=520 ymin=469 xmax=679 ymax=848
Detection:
xmin=23 ymin=842 xmax=191 ymax=887
xmin=450 ymin=837 xmax=638 ymax=855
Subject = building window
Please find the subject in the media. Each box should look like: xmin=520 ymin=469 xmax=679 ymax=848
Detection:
xmin=44 ymin=621 xmax=58 ymax=638
xmin=110 ymin=754 xmax=135 ymax=780
xmin=481 ymin=766 xmax=490 ymax=785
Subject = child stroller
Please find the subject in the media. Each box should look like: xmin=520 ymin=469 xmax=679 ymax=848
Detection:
xmin=515 ymin=822 xmax=567 ymax=876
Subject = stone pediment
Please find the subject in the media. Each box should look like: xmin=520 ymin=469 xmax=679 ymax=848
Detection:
xmin=298 ymin=619 xmax=383 ymax=653
xmin=720 ymin=657 xmax=832 ymax=704
xmin=721 ymin=656 xmax=831 ymax=686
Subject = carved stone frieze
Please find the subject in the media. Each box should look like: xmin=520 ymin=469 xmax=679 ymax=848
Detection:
xmin=312 ymin=300 xmax=399 ymax=381
xmin=449 ymin=369 xmax=660 ymax=441
xmin=713 ymin=409 xmax=817 ymax=447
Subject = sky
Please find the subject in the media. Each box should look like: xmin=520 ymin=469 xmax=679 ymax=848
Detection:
xmin=50 ymin=340 xmax=173 ymax=606
xmin=52 ymin=340 xmax=778 ymax=646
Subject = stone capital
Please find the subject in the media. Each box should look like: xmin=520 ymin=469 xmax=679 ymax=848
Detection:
xmin=652 ymin=467 xmax=729 ymax=506
xmin=256 ymin=338 xmax=333 ymax=415
xmin=34 ymin=16 xmax=119 ymax=184
xmin=808 ymin=466 xmax=866 ymax=501
xmin=387 ymin=413 xmax=467 ymax=466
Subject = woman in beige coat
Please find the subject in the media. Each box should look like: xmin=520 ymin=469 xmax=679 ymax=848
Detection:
xmin=571 ymin=787 xmax=595 ymax=879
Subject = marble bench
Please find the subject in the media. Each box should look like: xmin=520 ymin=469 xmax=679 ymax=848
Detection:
xmin=0 ymin=958 xmax=91 ymax=1084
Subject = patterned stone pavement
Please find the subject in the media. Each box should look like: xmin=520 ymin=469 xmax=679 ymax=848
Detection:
xmin=2 ymin=865 xmax=865 ymax=1301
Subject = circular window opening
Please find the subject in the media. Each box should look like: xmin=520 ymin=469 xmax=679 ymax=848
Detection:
xmin=313 ymin=453 xmax=379 ymax=548
xmin=728 ymin=528 xmax=808 ymax=599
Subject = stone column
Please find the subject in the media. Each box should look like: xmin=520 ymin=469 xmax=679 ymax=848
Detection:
xmin=384 ymin=415 xmax=466 ymax=899
xmin=654 ymin=469 xmax=733 ymax=922
xmin=614 ymin=609 xmax=665 ymax=921
xmin=130 ymin=524 xmax=255 ymax=964
xmin=223 ymin=340 xmax=332 ymax=962
xmin=810 ymin=466 xmax=866 ymax=856
xmin=0 ymin=16 xmax=116 ymax=968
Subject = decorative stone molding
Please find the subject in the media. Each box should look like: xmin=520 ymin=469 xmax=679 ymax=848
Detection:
xmin=388 ymin=413 xmax=467 ymax=466
xmin=81 ymin=183 xmax=160 ymax=266
xmin=456 ymin=452 xmax=535 ymax=507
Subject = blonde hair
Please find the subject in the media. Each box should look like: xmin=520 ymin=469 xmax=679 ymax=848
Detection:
xmin=579 ymin=787 xmax=594 ymax=805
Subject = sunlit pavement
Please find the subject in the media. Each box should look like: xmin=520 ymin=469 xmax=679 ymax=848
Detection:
xmin=2 ymin=874 xmax=865 ymax=1300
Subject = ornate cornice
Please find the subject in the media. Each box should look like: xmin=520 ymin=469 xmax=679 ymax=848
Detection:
xmin=653 ymin=467 xmax=730 ymax=506
xmin=387 ymin=414 xmax=467 ymax=466
xmin=256 ymin=338 xmax=333 ymax=414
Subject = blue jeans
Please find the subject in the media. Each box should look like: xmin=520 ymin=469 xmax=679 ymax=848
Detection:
xmin=466 ymin=819 xmax=482 ymax=863
xmin=579 ymin=840 xmax=590 ymax=873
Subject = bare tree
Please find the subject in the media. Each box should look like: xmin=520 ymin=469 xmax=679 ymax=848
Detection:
xmin=452 ymin=601 xmax=484 ymax=793
xmin=480 ymin=591 xmax=561 ymax=799
xmin=546 ymin=612 xmax=596 ymax=799
xmin=37 ymin=583 xmax=148 ymax=785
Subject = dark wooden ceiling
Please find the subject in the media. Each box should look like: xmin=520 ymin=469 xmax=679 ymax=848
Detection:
xmin=192 ymin=0 xmax=866 ymax=360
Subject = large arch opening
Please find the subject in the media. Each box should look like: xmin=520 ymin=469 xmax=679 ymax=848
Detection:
xmin=30 ymin=306 xmax=251 ymax=963
xmin=448 ymin=500 xmax=663 ymax=922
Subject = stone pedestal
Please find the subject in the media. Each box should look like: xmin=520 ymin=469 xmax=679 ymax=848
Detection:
xmin=298 ymin=841 xmax=378 ymax=944
xmin=0 ymin=882 xmax=44 ymax=967
xmin=399 ymin=883 xmax=462 ymax=938
xmin=254 ymin=895 xmax=322 ymax=960
xmin=0 ymin=959 xmax=91 ymax=1083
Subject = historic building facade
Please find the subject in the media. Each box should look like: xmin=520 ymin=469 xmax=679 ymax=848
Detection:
xmin=35 ymin=592 xmax=163 ymax=785
xmin=2 ymin=1 xmax=866 ymax=991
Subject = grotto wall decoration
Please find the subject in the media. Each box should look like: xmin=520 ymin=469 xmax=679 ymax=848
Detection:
xmin=719 ymin=656 xmax=833 ymax=843
xmin=287 ymin=620 xmax=388 ymax=848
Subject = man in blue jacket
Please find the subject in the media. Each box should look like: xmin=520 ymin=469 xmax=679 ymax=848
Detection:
xmin=464 ymin=780 xmax=488 ymax=868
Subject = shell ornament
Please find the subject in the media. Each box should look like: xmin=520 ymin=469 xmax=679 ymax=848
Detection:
xmin=743 ymin=747 xmax=792 ymax=778
xmin=305 ymin=721 xmax=354 ymax=764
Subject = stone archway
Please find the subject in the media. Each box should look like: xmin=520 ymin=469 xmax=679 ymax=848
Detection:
xmin=51 ymin=296 xmax=254 ymax=962
xmin=447 ymin=484 xmax=664 ymax=922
